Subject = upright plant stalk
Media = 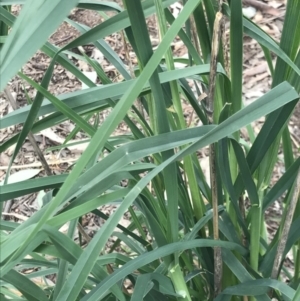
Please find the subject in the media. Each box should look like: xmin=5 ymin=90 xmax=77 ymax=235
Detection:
xmin=153 ymin=1 xmax=197 ymax=299
xmin=122 ymin=0 xmax=156 ymax=131
xmin=250 ymin=191 xmax=262 ymax=271
xmin=156 ymin=1 xmax=206 ymax=224
xmin=224 ymin=2 xmax=245 ymax=298
xmin=206 ymin=10 xmax=223 ymax=296
xmin=227 ymin=0 xmax=243 ymax=234
xmin=120 ymin=30 xmax=145 ymax=120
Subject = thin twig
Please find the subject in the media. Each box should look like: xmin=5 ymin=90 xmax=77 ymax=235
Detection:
xmin=0 ymin=157 xmax=78 ymax=170
xmin=207 ymin=11 xmax=224 ymax=296
xmin=206 ymin=12 xmax=223 ymax=120
xmin=3 ymin=87 xmax=52 ymax=213
xmin=239 ymin=195 xmax=247 ymax=247
xmin=54 ymin=35 xmax=73 ymax=46
xmin=209 ymin=143 xmax=222 ymax=296
xmin=243 ymin=0 xmax=281 ymax=15
xmin=271 ymin=169 xmax=300 ymax=280
xmin=221 ymin=14 xmax=230 ymax=77
xmin=77 ymin=222 xmax=92 ymax=244
xmin=190 ymin=14 xmax=202 ymax=58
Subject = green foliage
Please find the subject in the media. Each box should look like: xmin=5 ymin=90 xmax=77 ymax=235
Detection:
xmin=0 ymin=0 xmax=299 ymax=300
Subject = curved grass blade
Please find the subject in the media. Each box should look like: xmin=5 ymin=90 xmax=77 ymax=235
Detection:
xmin=223 ymin=4 xmax=300 ymax=78
xmin=77 ymin=1 xmax=123 ymax=12
xmin=272 ymin=0 xmax=300 ymax=87
xmin=17 ymin=73 xmax=98 ymax=138
xmin=221 ymin=279 xmax=295 ymax=300
xmin=48 ymin=188 xmax=130 ymax=228
xmin=1 ymin=269 xmax=48 ymax=301
xmin=131 ymin=273 xmax=179 ymax=300
xmin=0 ymin=63 xmax=221 ymax=130
xmin=1 ymin=174 xmax=67 ymax=202
xmin=65 ymin=18 xmax=131 ymax=80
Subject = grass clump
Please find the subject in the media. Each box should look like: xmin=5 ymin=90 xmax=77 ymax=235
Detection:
xmin=0 ymin=0 xmax=299 ymax=300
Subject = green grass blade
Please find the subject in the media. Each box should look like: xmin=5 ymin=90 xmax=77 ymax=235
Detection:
xmin=131 ymin=273 xmax=178 ymax=300
xmin=65 ymin=18 xmax=131 ymax=80
xmin=221 ymin=279 xmax=295 ymax=300
xmin=18 ymin=72 xmax=97 ymax=138
xmin=243 ymin=18 xmax=300 ymax=78
xmin=1 ymin=269 xmax=48 ymax=301
xmin=292 ymin=282 xmax=300 ymax=301
xmin=221 ymin=249 xmax=270 ymax=301
xmin=1 ymin=174 xmax=67 ymax=202
xmin=48 ymin=189 xmax=130 ymax=228
xmin=229 ymin=0 xmax=243 ymax=115
xmin=272 ymin=0 xmax=300 ymax=87
xmin=262 ymin=157 xmax=300 ymax=211
xmin=77 ymin=0 xmax=122 ymax=12
xmin=218 ymin=139 xmax=248 ymax=233
xmin=53 ymin=219 xmax=78 ymax=300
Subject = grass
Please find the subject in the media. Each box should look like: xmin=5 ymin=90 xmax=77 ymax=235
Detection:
xmin=0 ymin=0 xmax=299 ymax=300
